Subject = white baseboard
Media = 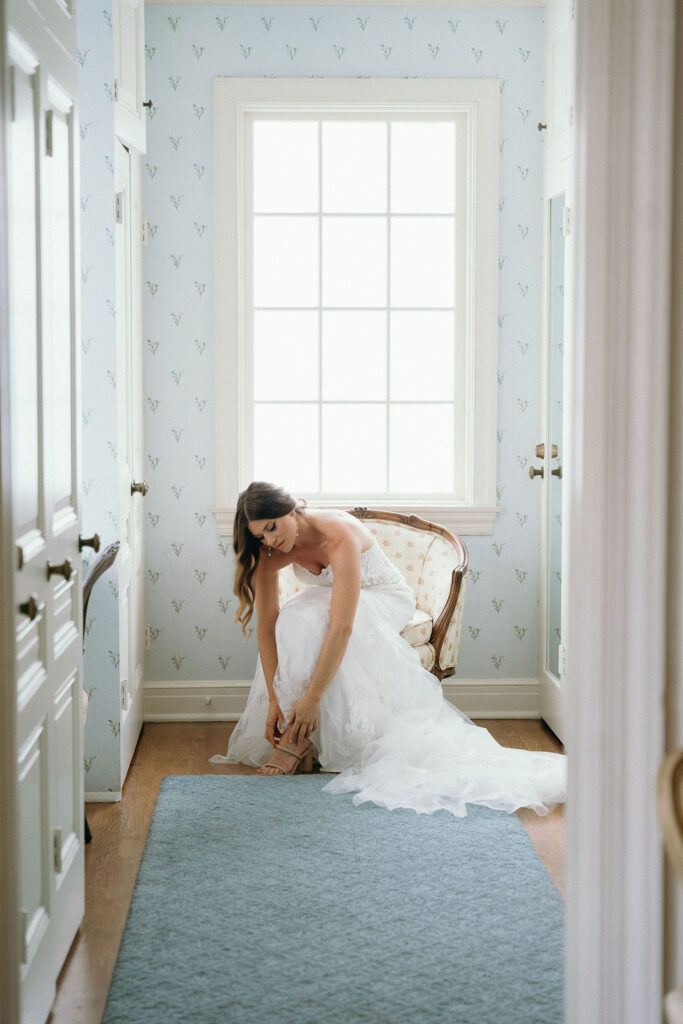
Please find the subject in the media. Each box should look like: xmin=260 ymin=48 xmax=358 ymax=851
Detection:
xmin=143 ymin=678 xmax=540 ymax=722
xmin=84 ymin=792 xmax=122 ymax=802
xmin=442 ymin=678 xmax=540 ymax=719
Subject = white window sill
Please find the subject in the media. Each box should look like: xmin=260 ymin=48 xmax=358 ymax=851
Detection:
xmin=212 ymin=503 xmax=500 ymax=538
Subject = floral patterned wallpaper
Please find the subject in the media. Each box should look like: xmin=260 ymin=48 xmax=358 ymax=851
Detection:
xmin=77 ymin=4 xmax=545 ymax=797
xmin=142 ymin=3 xmax=545 ymax=685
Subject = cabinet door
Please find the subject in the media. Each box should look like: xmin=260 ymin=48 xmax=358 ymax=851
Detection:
xmin=113 ymin=0 xmax=146 ymax=153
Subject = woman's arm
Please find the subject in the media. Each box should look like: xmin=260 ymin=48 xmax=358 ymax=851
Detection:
xmin=253 ymin=556 xmax=284 ymax=744
xmin=287 ymin=527 xmax=362 ymax=744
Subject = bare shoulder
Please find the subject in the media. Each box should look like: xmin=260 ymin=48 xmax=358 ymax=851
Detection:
xmin=306 ymin=509 xmax=374 ymax=552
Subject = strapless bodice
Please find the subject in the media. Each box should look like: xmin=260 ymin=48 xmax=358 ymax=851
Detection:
xmin=292 ymin=538 xmax=405 ymax=589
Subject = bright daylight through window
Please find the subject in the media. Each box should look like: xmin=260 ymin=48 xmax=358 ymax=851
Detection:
xmin=214 ymin=80 xmax=499 ymax=534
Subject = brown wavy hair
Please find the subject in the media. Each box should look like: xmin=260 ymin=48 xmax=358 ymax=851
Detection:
xmin=233 ymin=481 xmax=303 ymax=635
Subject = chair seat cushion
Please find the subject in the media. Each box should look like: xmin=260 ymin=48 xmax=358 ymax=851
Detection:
xmin=415 ymin=642 xmax=436 ymax=672
xmin=400 ymin=608 xmax=433 ymax=647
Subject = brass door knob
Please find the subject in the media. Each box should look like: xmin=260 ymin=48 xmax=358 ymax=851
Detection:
xmin=552 ymin=465 xmax=563 ymax=479
xmin=131 ymin=480 xmax=149 ymax=496
xmin=47 ymin=558 xmax=74 ymax=581
xmin=79 ymin=532 xmax=101 ymax=552
xmin=535 ymin=443 xmax=559 ymax=459
xmin=19 ymin=594 xmax=44 ymax=620
xmin=529 ymin=465 xmax=544 ymax=479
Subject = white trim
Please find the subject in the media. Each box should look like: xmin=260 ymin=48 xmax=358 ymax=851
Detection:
xmin=565 ymin=1 xmax=675 ymax=1022
xmin=212 ymin=502 xmax=500 ymax=537
xmin=83 ymin=792 xmax=122 ymax=803
xmin=0 ymin=6 xmax=20 ymax=1020
xmin=143 ymin=677 xmax=540 ymax=722
xmin=147 ymin=0 xmax=543 ymax=6
xmin=214 ymin=78 xmax=499 ymax=523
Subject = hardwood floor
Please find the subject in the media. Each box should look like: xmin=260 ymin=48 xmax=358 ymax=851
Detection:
xmin=48 ymin=719 xmax=564 ymax=1024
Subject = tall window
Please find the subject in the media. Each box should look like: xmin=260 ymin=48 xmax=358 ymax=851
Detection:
xmin=215 ymin=80 xmax=499 ymax=534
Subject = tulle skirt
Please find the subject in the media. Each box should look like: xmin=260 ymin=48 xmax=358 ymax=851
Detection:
xmin=210 ymin=581 xmax=567 ymax=818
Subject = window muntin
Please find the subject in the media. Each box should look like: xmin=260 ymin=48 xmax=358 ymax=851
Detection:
xmin=250 ymin=114 xmax=467 ymax=500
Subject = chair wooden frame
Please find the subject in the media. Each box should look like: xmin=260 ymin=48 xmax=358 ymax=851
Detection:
xmin=347 ymin=507 xmax=469 ymax=682
xmin=657 ymin=748 xmax=683 ymax=883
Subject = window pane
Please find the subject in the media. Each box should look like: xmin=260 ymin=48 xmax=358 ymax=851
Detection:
xmin=391 ymin=122 xmax=456 ymax=214
xmin=254 ymin=403 xmax=319 ymax=492
xmin=254 ymin=312 xmax=319 ymax=400
xmin=322 ymin=217 xmax=387 ymax=307
xmin=253 ymin=120 xmax=318 ymax=213
xmin=390 ymin=312 xmax=455 ymax=400
xmin=254 ymin=217 xmax=318 ymax=307
xmin=391 ymin=218 xmax=454 ymax=308
xmin=322 ymin=404 xmax=386 ymax=491
xmin=389 ymin=404 xmax=455 ymax=493
xmin=322 ymin=121 xmax=387 ymax=213
xmin=322 ymin=312 xmax=386 ymax=400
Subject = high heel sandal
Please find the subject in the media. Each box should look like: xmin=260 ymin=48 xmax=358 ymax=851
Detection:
xmin=260 ymin=741 xmax=319 ymax=775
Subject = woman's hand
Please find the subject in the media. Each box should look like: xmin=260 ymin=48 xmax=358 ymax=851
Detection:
xmin=265 ymin=700 xmax=284 ymax=748
xmin=287 ymin=695 xmax=320 ymax=745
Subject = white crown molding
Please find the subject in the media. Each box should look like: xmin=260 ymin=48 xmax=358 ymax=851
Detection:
xmin=212 ymin=503 xmax=500 ymax=537
xmin=143 ymin=677 xmax=540 ymax=721
xmin=146 ymin=0 xmax=543 ymax=7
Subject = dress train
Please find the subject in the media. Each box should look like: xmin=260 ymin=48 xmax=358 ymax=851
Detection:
xmin=211 ymin=540 xmax=566 ymax=818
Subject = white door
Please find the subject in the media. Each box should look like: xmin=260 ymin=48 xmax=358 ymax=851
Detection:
xmin=6 ymin=0 xmax=84 ymax=1020
xmin=537 ymin=194 xmax=567 ymax=742
xmin=113 ymin=0 xmax=147 ymax=153
xmin=115 ymin=139 xmax=144 ymax=781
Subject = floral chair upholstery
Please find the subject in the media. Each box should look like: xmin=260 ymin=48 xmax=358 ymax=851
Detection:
xmin=277 ymin=508 xmax=469 ymax=681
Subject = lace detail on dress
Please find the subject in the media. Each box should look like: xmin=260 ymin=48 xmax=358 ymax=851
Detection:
xmin=292 ymin=539 xmax=405 ymax=589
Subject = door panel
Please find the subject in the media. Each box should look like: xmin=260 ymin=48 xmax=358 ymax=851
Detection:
xmin=115 ymin=141 xmax=144 ymax=782
xmin=17 ymin=723 xmax=50 ymax=967
xmin=546 ymin=195 xmax=565 ymax=680
xmin=44 ymin=94 xmax=75 ymax=519
xmin=53 ymin=672 xmax=81 ymax=881
xmin=8 ymin=55 xmax=43 ymax=556
xmin=113 ymin=0 xmax=147 ymax=152
xmin=7 ymin=1 xmax=83 ymax=1019
xmin=538 ymin=193 xmax=566 ymax=741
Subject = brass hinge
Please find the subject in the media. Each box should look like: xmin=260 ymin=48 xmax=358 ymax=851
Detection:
xmin=115 ymin=192 xmax=123 ymax=224
xmin=9 ymin=65 xmax=16 ymax=122
xmin=53 ymin=828 xmax=63 ymax=873
xmin=142 ymin=219 xmax=148 ymax=246
xmin=114 ymin=79 xmax=119 ymax=103
xmin=20 ymin=909 xmax=28 ymax=964
xmin=45 ymin=109 xmax=53 ymax=157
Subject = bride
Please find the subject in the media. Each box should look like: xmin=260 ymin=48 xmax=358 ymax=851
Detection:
xmin=210 ymin=481 xmax=567 ymax=818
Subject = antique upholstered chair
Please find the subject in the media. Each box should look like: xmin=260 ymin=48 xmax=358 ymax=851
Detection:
xmin=277 ymin=509 xmax=468 ymax=681
xmin=81 ymin=540 xmax=120 ymax=842
xmin=658 ymin=749 xmax=683 ymax=1023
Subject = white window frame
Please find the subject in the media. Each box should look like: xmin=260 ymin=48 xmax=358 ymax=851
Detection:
xmin=213 ymin=78 xmax=500 ymax=535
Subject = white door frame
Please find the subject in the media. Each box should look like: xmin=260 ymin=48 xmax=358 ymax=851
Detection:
xmin=565 ymin=0 xmax=676 ymax=1021
xmin=0 ymin=0 xmax=677 ymax=1021
xmin=0 ymin=2 xmax=20 ymax=1018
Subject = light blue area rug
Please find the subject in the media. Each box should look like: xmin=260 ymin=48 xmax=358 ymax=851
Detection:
xmin=102 ymin=776 xmax=563 ymax=1024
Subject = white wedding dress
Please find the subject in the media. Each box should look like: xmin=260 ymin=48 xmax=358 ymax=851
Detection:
xmin=211 ymin=538 xmax=567 ymax=818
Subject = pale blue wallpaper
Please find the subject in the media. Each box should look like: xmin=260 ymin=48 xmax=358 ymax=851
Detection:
xmin=142 ymin=4 xmax=545 ymax=684
xmin=77 ymin=2 xmax=122 ymax=793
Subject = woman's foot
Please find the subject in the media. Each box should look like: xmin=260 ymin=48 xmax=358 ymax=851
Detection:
xmin=257 ymin=734 xmax=315 ymax=775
